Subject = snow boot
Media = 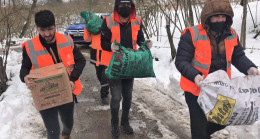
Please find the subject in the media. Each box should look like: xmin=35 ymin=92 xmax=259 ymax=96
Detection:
xmin=111 ymin=108 xmax=120 ymax=138
xmin=101 ymin=96 xmax=109 ymax=105
xmin=61 ymin=135 xmax=71 ymax=139
xmin=111 ymin=118 xmax=120 ymax=138
xmin=111 ymin=124 xmax=120 ymax=138
xmin=121 ymin=119 xmax=133 ymax=134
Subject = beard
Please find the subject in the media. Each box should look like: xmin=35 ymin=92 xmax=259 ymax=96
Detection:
xmin=42 ymin=33 xmax=55 ymax=44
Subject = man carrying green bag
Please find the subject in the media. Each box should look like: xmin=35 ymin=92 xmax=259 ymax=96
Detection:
xmin=105 ymin=40 xmax=155 ymax=79
xmin=101 ymin=0 xmax=153 ymax=138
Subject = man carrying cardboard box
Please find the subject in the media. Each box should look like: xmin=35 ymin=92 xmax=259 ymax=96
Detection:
xmin=20 ymin=10 xmax=86 ymax=139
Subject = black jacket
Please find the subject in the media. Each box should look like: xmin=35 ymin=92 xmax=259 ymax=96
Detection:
xmin=175 ymin=30 xmax=257 ymax=83
xmin=20 ymin=35 xmax=86 ymax=83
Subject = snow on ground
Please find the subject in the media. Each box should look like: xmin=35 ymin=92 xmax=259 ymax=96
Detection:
xmin=0 ymin=51 xmax=45 ymax=139
xmin=0 ymin=1 xmax=259 ymax=139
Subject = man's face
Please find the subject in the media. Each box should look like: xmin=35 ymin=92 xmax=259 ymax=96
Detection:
xmin=210 ymin=14 xmax=226 ymax=23
xmin=36 ymin=25 xmax=56 ymax=44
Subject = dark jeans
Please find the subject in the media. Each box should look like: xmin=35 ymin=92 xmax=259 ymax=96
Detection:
xmin=185 ymin=92 xmax=226 ymax=139
xmin=95 ymin=65 xmax=109 ymax=98
xmin=109 ymin=78 xmax=134 ymax=126
xmin=39 ymin=102 xmax=74 ymax=139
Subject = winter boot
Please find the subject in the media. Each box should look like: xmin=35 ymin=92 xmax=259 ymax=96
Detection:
xmin=111 ymin=124 xmax=120 ymax=138
xmin=111 ymin=107 xmax=120 ymax=138
xmin=121 ymin=109 xmax=134 ymax=134
xmin=101 ymin=96 xmax=109 ymax=105
xmin=101 ymin=91 xmax=109 ymax=105
xmin=121 ymin=118 xmax=134 ymax=134
xmin=111 ymin=118 xmax=120 ymax=138
xmin=61 ymin=135 xmax=71 ymax=139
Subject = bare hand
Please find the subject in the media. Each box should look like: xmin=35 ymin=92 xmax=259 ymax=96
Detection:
xmin=247 ymin=67 xmax=260 ymax=76
xmin=111 ymin=43 xmax=119 ymax=52
xmin=70 ymin=81 xmax=75 ymax=92
xmin=145 ymin=39 xmax=153 ymax=49
xmin=194 ymin=74 xmax=203 ymax=86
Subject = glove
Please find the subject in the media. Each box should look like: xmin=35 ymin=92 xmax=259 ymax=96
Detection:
xmin=111 ymin=42 xmax=119 ymax=52
xmin=247 ymin=67 xmax=260 ymax=76
xmin=145 ymin=39 xmax=153 ymax=49
xmin=194 ymin=74 xmax=203 ymax=86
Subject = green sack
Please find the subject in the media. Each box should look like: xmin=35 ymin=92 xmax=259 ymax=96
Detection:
xmin=80 ymin=11 xmax=103 ymax=35
xmin=105 ymin=40 xmax=156 ymax=79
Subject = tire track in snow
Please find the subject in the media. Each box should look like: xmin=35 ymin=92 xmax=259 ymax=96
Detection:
xmin=133 ymin=80 xmax=191 ymax=139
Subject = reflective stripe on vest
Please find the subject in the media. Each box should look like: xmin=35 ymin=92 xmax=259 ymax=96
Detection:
xmin=107 ymin=15 xmax=119 ymax=29
xmin=191 ymin=58 xmax=209 ymax=70
xmin=190 ymin=26 xmax=209 ymax=43
xmin=59 ymin=35 xmax=73 ymax=49
xmin=90 ymin=59 xmax=103 ymax=65
xmin=85 ymin=36 xmax=91 ymax=42
xmin=228 ymin=62 xmax=231 ymax=68
xmin=132 ymin=16 xmax=140 ymax=26
xmin=180 ymin=24 xmax=238 ymax=96
xmin=68 ymin=64 xmax=75 ymax=73
xmin=27 ymin=40 xmax=49 ymax=69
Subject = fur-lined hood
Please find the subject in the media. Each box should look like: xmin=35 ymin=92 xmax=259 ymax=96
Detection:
xmin=201 ymin=0 xmax=234 ymax=29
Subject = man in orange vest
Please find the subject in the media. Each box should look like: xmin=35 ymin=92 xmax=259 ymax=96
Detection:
xmin=83 ymin=15 xmax=110 ymax=105
xmin=20 ymin=10 xmax=86 ymax=139
xmin=175 ymin=0 xmax=260 ymax=138
xmin=101 ymin=0 xmax=152 ymax=138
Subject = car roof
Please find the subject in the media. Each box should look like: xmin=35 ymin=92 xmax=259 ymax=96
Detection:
xmin=95 ymin=13 xmax=110 ymax=18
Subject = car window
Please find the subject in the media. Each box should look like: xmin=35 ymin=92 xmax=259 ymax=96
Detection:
xmin=74 ymin=17 xmax=86 ymax=24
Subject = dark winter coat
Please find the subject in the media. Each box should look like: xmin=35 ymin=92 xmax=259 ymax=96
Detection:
xmin=175 ymin=0 xmax=257 ymax=83
xmin=175 ymin=30 xmax=256 ymax=82
xmin=100 ymin=0 xmax=145 ymax=51
xmin=20 ymin=35 xmax=86 ymax=83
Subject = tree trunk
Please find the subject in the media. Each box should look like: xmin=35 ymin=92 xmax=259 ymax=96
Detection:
xmin=19 ymin=0 xmax=37 ymax=38
xmin=12 ymin=0 xmax=16 ymax=10
xmin=0 ymin=57 xmax=7 ymax=95
xmin=240 ymin=0 xmax=248 ymax=49
xmin=142 ymin=24 xmax=150 ymax=39
xmin=187 ymin=0 xmax=194 ymax=26
xmin=166 ymin=21 xmax=176 ymax=60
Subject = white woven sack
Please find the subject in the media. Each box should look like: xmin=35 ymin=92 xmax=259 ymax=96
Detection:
xmin=198 ymin=70 xmax=260 ymax=126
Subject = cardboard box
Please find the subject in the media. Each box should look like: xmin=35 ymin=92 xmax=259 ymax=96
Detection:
xmin=25 ymin=63 xmax=73 ymax=111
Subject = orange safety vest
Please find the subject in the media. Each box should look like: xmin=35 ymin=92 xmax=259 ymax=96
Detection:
xmin=22 ymin=32 xmax=82 ymax=95
xmin=180 ymin=24 xmax=238 ymax=96
xmin=101 ymin=14 xmax=141 ymax=66
xmin=83 ymin=28 xmax=102 ymax=66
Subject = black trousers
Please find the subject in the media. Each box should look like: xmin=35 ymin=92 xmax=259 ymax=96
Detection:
xmin=185 ymin=92 xmax=226 ymax=139
xmin=39 ymin=102 xmax=74 ymax=139
xmin=109 ymin=78 xmax=134 ymax=125
xmin=95 ymin=65 xmax=109 ymax=98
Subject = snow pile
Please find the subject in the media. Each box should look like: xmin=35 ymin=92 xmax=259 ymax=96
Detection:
xmin=0 ymin=51 xmax=45 ymax=139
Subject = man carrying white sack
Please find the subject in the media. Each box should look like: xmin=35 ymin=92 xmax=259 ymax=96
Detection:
xmin=175 ymin=0 xmax=260 ymax=138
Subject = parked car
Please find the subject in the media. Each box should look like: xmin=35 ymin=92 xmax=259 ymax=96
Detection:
xmin=64 ymin=13 xmax=109 ymax=45
xmin=64 ymin=16 xmax=87 ymax=45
